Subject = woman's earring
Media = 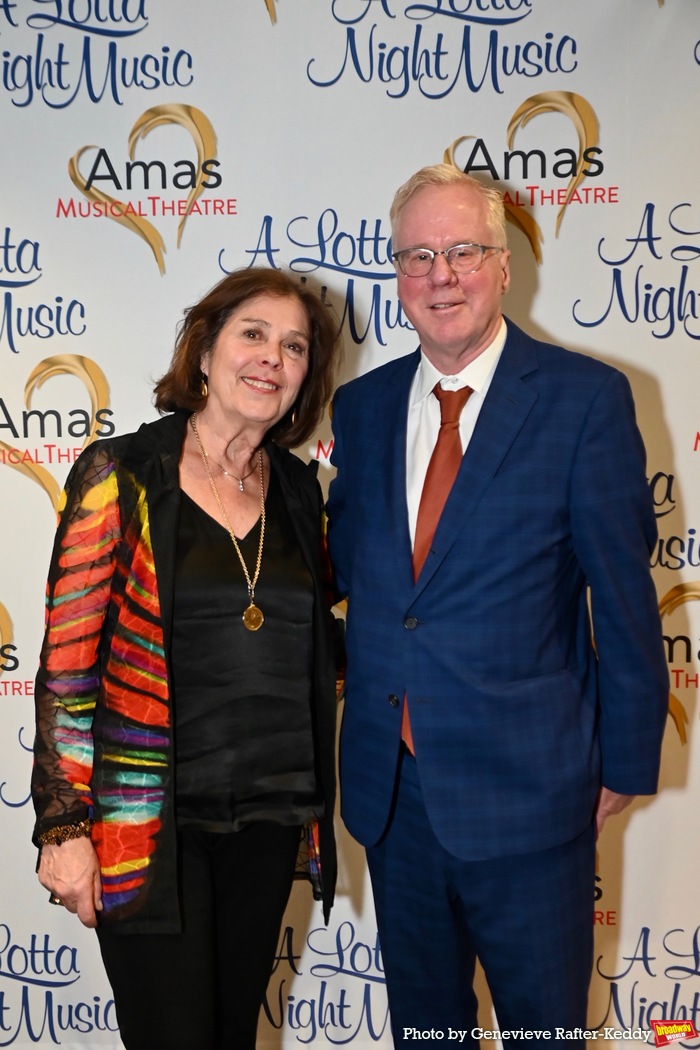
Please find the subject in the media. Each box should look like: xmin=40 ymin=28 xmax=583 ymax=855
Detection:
xmin=200 ymin=372 xmax=208 ymax=398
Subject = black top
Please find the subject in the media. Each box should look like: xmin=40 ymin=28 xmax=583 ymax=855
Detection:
xmin=172 ymin=468 xmax=321 ymax=831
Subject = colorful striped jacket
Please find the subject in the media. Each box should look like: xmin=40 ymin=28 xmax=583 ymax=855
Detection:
xmin=32 ymin=411 xmax=337 ymax=931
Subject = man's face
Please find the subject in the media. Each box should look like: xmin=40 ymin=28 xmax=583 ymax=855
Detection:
xmin=392 ymin=183 xmax=511 ymax=372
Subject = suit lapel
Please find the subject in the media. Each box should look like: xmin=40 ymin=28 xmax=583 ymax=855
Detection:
xmin=413 ymin=325 xmax=539 ymax=597
xmin=375 ymin=352 xmax=420 ymax=580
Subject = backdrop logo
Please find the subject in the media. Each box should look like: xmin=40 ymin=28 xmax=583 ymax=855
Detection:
xmin=445 ymin=91 xmax=605 ymax=263
xmin=240 ymin=208 xmax=409 ymax=349
xmin=305 ymin=1 xmax=578 ymax=99
xmin=0 ymin=355 xmax=112 ymax=509
xmin=648 ymin=472 xmax=700 ymax=573
xmin=58 ymin=104 xmax=224 ymax=275
xmin=572 ymin=203 xmax=700 ymax=340
xmin=595 ymin=926 xmax=700 ymax=1042
xmin=0 ymin=228 xmax=87 ymax=355
xmin=0 ymin=603 xmax=33 ymax=806
xmin=0 ymin=602 xmax=16 ymax=680
xmin=262 ymin=921 xmax=389 ymax=1042
xmin=0 ymin=925 xmax=118 ymax=1038
xmin=658 ymin=582 xmax=700 ymax=746
xmin=0 ymin=602 xmax=34 ymax=702
xmin=0 ymin=0 xmax=194 ymax=108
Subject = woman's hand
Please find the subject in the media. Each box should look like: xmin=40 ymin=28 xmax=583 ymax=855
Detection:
xmin=38 ymin=837 xmax=103 ymax=928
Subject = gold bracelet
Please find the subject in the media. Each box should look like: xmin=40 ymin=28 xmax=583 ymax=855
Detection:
xmin=36 ymin=819 xmax=94 ymax=847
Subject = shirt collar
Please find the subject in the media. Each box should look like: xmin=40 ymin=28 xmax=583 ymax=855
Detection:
xmin=411 ymin=318 xmax=508 ymax=406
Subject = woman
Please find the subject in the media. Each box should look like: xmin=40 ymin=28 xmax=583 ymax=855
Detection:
xmin=31 ymin=267 xmax=342 ymax=1049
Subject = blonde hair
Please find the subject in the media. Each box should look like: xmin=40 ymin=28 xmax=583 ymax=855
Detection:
xmin=390 ymin=164 xmax=507 ymax=247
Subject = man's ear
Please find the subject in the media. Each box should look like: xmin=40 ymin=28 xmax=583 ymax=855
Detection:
xmin=500 ymin=250 xmax=511 ymax=294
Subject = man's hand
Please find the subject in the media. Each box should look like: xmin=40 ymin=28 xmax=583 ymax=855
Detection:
xmin=595 ymin=788 xmax=635 ymax=837
xmin=38 ymin=837 xmax=103 ymax=928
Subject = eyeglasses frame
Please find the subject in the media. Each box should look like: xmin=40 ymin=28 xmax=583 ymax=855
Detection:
xmin=391 ymin=242 xmax=504 ymax=278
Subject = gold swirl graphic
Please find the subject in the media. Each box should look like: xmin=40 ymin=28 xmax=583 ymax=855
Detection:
xmin=0 ymin=355 xmax=110 ymax=511
xmin=0 ymin=603 xmax=13 ymax=682
xmin=69 ymin=144 xmax=167 ymax=275
xmin=69 ymin=104 xmax=218 ymax=275
xmin=659 ymin=581 xmax=700 ymax=618
xmin=507 ymin=92 xmax=599 ymax=237
xmin=0 ymin=440 xmax=62 ymax=509
xmin=264 ymin=0 xmax=277 ymax=23
xmin=443 ymin=135 xmax=545 ymax=265
xmin=129 ymin=105 xmax=218 ymax=251
xmin=658 ymin=581 xmax=700 ymax=745
xmin=26 ymin=355 xmax=110 ymax=447
xmin=445 ymin=92 xmax=599 ymax=262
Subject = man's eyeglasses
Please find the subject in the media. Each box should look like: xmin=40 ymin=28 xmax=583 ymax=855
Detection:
xmin=391 ymin=242 xmax=503 ymax=278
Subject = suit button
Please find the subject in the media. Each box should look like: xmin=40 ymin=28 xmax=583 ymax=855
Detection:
xmin=404 ymin=616 xmax=418 ymax=630
xmin=388 ymin=694 xmax=400 ymax=707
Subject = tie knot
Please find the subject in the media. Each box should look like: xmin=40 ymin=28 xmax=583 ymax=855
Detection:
xmin=433 ymin=383 xmax=472 ymax=425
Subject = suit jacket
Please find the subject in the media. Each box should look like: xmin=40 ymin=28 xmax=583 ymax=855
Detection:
xmin=327 ymin=319 xmax=668 ymax=861
xmin=32 ymin=411 xmax=337 ymax=930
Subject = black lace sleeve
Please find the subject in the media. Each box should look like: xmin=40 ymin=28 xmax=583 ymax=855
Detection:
xmin=31 ymin=443 xmax=121 ymax=843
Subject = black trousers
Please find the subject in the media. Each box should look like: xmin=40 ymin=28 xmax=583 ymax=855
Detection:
xmin=97 ymin=822 xmax=301 ymax=1050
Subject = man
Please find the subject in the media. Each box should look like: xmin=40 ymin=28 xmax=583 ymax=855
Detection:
xmin=326 ymin=165 xmax=668 ymax=1046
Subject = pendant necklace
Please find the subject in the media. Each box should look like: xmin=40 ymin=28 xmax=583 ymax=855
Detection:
xmin=191 ymin=425 xmax=257 ymax=491
xmin=221 ymin=463 xmax=257 ymax=492
xmin=190 ymin=414 xmax=266 ymax=631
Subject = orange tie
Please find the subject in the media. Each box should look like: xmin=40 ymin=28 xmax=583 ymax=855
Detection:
xmin=402 ymin=383 xmax=473 ymax=753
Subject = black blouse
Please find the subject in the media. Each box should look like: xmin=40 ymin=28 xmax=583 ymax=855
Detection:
xmin=171 ymin=469 xmax=321 ymax=832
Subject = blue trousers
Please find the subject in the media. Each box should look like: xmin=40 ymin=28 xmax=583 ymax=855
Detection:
xmin=366 ymin=750 xmax=595 ymax=1048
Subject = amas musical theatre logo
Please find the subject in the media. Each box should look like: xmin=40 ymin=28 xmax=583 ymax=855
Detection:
xmin=0 ymin=601 xmax=36 ymax=701
xmin=56 ymin=104 xmax=232 ymax=274
xmin=444 ymin=90 xmax=615 ymax=264
xmin=0 ymin=603 xmax=34 ymax=808
xmin=0 ymin=355 xmax=112 ymax=509
xmin=0 ymin=602 xmax=22 ymax=696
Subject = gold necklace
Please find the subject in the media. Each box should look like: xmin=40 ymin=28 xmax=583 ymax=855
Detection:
xmin=190 ymin=414 xmax=266 ymax=631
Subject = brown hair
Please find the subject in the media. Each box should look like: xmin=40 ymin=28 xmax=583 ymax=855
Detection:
xmin=154 ymin=267 xmax=341 ymax=447
xmin=390 ymin=163 xmax=507 ymax=248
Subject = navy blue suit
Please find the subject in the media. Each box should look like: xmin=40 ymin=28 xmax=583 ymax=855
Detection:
xmin=327 ymin=319 xmax=668 ymax=1042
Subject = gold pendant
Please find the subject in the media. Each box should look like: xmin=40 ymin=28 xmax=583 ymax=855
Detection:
xmin=242 ymin=603 xmax=264 ymax=631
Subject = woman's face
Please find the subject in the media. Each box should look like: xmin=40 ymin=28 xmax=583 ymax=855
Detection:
xmin=201 ymin=293 xmax=311 ymax=431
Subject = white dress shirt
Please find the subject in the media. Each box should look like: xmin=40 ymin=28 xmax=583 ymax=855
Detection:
xmin=406 ymin=319 xmax=507 ymax=547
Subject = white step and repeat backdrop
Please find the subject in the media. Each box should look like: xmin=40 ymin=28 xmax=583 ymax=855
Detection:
xmin=1 ymin=1 xmax=699 ymax=1046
